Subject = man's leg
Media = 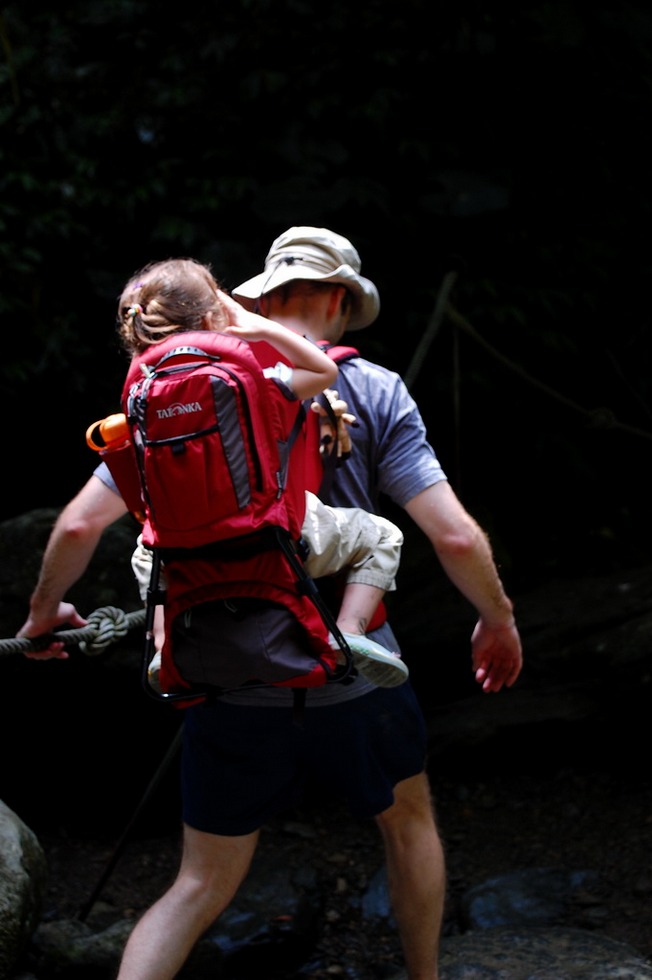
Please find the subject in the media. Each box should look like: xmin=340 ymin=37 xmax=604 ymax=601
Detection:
xmin=117 ymin=824 xmax=259 ymax=980
xmin=374 ymin=771 xmax=445 ymax=980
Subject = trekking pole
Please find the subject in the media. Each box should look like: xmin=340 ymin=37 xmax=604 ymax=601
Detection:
xmin=77 ymin=722 xmax=183 ymax=921
xmin=75 ymin=556 xmax=189 ymax=918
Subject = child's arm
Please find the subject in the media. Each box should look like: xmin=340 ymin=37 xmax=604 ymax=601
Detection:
xmin=218 ymin=290 xmax=338 ymax=398
xmin=152 ymin=605 xmax=165 ymax=656
xmin=131 ymin=536 xmax=166 ymax=651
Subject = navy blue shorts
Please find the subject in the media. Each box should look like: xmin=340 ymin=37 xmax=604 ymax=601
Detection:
xmin=180 ymin=683 xmax=427 ymax=835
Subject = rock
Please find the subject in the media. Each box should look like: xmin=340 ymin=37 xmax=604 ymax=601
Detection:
xmin=438 ymin=926 xmax=652 ymax=979
xmin=15 ymin=869 xmax=652 ymax=979
xmin=0 ymin=802 xmax=48 ymax=980
xmin=21 ymin=842 xmax=324 ymax=979
xmin=28 ymin=918 xmax=133 ymax=977
xmin=459 ymin=868 xmax=602 ymax=930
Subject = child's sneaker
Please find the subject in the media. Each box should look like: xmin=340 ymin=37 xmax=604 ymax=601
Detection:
xmin=331 ymin=633 xmax=409 ymax=688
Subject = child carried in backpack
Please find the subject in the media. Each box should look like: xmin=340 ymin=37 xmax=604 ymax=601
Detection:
xmin=132 ymin=487 xmax=406 ymax=691
xmin=97 ymin=257 xmax=408 ymax=695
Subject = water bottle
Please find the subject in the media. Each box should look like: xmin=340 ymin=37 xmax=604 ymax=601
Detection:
xmin=86 ymin=413 xmax=131 ymax=453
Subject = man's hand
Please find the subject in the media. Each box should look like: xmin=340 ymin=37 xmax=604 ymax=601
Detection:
xmin=310 ymin=388 xmax=357 ymax=459
xmin=17 ymin=603 xmax=88 ymax=660
xmin=471 ymin=620 xmax=523 ymax=693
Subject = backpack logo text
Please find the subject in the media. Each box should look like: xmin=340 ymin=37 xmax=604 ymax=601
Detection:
xmin=156 ymin=401 xmax=202 ymax=418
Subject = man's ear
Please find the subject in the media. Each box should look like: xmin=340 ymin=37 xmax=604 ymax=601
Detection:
xmin=327 ymin=285 xmax=348 ymax=321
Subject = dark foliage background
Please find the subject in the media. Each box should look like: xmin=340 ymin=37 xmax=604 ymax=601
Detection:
xmin=2 ymin=1 xmax=652 ymax=588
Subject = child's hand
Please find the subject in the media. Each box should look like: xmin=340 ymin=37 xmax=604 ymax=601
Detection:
xmin=218 ymin=290 xmax=273 ymax=342
xmin=311 ymin=389 xmax=357 ymax=459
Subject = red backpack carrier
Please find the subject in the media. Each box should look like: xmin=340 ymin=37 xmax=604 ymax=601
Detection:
xmin=88 ymin=331 xmax=354 ymax=704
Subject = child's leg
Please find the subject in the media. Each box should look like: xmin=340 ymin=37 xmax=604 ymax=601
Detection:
xmin=332 ymin=580 xmax=409 ymax=689
xmin=335 ymin=582 xmax=386 ymax=636
xmin=301 ymin=493 xmax=408 ymax=687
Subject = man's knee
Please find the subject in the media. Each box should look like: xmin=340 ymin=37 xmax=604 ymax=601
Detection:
xmin=374 ymin=771 xmax=437 ymax=833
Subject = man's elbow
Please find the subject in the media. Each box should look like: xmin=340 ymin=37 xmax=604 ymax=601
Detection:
xmin=56 ymin=512 xmax=105 ymax=544
xmin=433 ymin=523 xmax=484 ymax=559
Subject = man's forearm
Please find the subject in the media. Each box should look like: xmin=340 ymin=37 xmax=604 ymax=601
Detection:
xmin=27 ymin=475 xmax=128 ymax=619
xmin=28 ymin=520 xmax=104 ymax=618
xmin=433 ymin=530 xmax=515 ymax=627
xmin=404 ymin=481 xmax=515 ymax=627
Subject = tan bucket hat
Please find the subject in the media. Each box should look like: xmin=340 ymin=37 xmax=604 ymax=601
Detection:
xmin=232 ymin=226 xmax=380 ymax=330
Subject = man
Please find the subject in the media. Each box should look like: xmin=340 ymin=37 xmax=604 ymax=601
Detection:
xmin=231 ymin=226 xmax=523 ymax=978
xmin=18 ymin=230 xmax=522 ymax=980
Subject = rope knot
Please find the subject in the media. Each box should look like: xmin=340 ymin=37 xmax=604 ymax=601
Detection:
xmin=80 ymin=606 xmax=130 ymax=655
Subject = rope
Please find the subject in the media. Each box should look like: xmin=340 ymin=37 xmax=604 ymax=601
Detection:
xmin=404 ymin=271 xmax=652 ymax=445
xmin=403 ymin=270 xmax=458 ymax=392
xmin=0 ymin=606 xmax=146 ymax=658
xmin=446 ymin=302 xmax=652 ymax=443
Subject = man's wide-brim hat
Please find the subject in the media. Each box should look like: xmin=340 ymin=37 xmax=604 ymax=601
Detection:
xmin=232 ymin=226 xmax=380 ymax=330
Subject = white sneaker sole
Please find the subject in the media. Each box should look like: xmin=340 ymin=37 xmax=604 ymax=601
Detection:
xmin=341 ymin=633 xmax=409 ymax=688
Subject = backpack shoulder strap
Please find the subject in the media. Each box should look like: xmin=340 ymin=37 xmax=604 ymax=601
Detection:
xmin=311 ymin=342 xmax=360 ymax=498
xmin=320 ymin=343 xmax=360 ymax=365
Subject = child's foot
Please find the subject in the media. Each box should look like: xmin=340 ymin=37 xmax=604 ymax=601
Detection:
xmin=331 ymin=633 xmax=409 ymax=688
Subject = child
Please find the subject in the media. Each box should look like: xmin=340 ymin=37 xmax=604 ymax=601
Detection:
xmin=104 ymin=257 xmax=407 ymax=691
